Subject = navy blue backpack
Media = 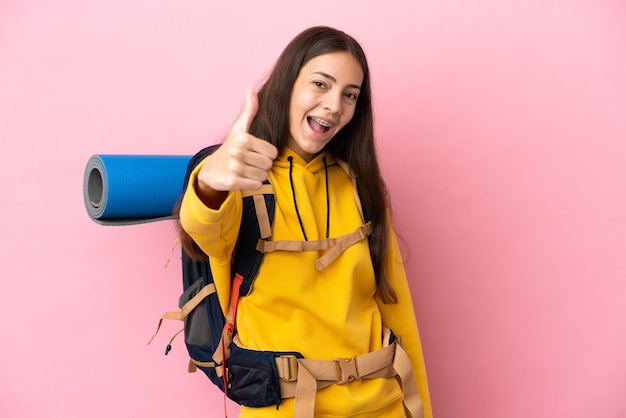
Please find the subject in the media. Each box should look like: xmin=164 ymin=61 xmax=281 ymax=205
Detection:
xmin=147 ymin=146 xmax=423 ymax=417
xmin=149 ymin=144 xmax=300 ymax=408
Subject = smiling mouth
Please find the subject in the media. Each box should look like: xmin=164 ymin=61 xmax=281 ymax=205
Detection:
xmin=308 ymin=116 xmax=334 ymax=133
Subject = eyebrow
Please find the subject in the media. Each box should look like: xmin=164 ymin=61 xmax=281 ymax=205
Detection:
xmin=313 ymin=71 xmax=361 ymax=90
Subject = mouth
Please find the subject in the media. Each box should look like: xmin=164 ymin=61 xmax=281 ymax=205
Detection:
xmin=307 ymin=116 xmax=334 ymax=134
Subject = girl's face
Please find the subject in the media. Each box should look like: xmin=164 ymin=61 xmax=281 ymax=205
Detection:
xmin=287 ymin=51 xmax=364 ymax=162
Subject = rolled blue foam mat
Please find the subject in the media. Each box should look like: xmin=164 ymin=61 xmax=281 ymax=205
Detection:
xmin=83 ymin=154 xmax=192 ymax=225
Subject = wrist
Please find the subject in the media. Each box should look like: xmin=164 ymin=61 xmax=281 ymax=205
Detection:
xmin=194 ymin=177 xmax=228 ymax=209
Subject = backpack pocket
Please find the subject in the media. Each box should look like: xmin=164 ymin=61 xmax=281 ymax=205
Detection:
xmin=180 ymin=278 xmax=213 ymax=347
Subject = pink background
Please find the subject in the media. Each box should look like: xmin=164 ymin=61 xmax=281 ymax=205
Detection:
xmin=1 ymin=1 xmax=625 ymax=417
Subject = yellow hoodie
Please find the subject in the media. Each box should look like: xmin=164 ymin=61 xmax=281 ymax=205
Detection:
xmin=180 ymin=147 xmax=432 ymax=417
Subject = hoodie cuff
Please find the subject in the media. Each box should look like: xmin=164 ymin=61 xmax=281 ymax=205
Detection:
xmin=181 ymin=160 xmax=241 ymax=226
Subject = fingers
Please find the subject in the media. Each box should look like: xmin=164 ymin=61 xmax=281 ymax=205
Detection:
xmin=245 ymin=134 xmax=279 ymax=162
xmin=239 ymin=145 xmax=275 ymax=174
xmin=196 ymin=89 xmax=278 ymax=193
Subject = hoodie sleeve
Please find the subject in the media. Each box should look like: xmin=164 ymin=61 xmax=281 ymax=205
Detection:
xmin=178 ymin=160 xmax=243 ymax=313
xmin=377 ymin=225 xmax=433 ymax=418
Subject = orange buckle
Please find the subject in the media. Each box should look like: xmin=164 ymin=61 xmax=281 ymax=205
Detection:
xmin=334 ymin=356 xmax=358 ymax=384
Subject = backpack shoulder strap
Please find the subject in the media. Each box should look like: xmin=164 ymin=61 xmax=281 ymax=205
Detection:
xmin=336 ymin=159 xmax=370 ymax=223
xmin=233 ymin=181 xmax=275 ymax=296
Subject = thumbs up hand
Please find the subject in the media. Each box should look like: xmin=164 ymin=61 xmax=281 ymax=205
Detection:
xmin=196 ymin=89 xmax=278 ymax=206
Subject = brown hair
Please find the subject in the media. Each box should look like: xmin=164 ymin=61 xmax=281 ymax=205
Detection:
xmin=178 ymin=26 xmax=397 ymax=303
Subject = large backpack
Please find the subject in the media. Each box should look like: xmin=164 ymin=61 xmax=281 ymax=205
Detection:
xmin=149 ymin=145 xmax=424 ymax=418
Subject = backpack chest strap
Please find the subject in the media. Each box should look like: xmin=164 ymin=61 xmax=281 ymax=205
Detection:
xmin=255 ymin=222 xmax=372 ymax=271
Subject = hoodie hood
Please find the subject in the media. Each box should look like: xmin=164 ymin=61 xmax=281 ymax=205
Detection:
xmin=273 ymin=146 xmax=336 ymax=241
xmin=274 ymin=146 xmax=337 ymax=174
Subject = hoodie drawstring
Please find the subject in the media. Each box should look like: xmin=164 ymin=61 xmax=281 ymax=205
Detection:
xmin=288 ymin=156 xmax=308 ymax=241
xmin=323 ymin=156 xmax=330 ymax=239
xmin=287 ymin=155 xmax=331 ymax=241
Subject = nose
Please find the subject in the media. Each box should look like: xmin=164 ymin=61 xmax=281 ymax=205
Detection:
xmin=323 ymin=92 xmax=343 ymax=115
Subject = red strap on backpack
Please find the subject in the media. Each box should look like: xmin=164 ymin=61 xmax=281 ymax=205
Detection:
xmin=221 ymin=273 xmax=244 ymax=417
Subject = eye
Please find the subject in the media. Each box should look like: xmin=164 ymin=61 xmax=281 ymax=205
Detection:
xmin=313 ymin=81 xmax=327 ymax=89
xmin=345 ymin=92 xmax=358 ymax=100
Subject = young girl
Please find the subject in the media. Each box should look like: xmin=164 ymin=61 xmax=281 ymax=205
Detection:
xmin=178 ymin=26 xmax=432 ymax=418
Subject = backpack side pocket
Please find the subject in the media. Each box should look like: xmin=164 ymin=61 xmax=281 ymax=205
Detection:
xmin=179 ymin=277 xmax=226 ymax=390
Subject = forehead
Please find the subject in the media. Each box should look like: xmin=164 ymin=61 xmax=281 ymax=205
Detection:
xmin=299 ymin=51 xmax=364 ymax=86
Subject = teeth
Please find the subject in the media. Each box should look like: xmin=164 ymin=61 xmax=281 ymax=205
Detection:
xmin=311 ymin=117 xmax=333 ymax=127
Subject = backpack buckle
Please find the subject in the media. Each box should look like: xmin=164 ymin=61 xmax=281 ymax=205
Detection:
xmin=277 ymin=355 xmax=299 ymax=382
xmin=334 ymin=356 xmax=358 ymax=384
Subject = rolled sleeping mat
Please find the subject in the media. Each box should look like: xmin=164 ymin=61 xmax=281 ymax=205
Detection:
xmin=83 ymin=154 xmax=192 ymax=225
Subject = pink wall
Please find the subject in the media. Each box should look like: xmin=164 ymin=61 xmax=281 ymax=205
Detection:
xmin=1 ymin=1 xmax=625 ymax=417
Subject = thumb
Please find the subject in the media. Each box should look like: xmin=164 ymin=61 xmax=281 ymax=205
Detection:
xmin=235 ymin=88 xmax=259 ymax=134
